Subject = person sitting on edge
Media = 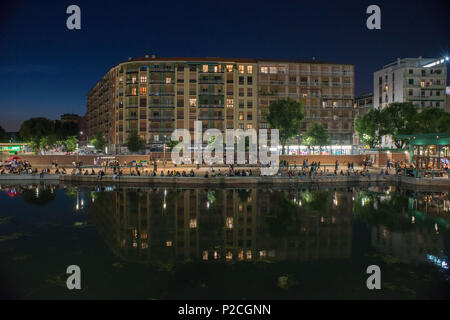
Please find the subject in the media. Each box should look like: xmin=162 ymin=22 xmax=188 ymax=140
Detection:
xmin=204 ymin=172 xmax=209 ymax=178
xmin=190 ymin=169 xmax=195 ymax=177
xmin=160 ymin=171 xmax=164 ymax=176
xmin=211 ymin=169 xmax=216 ymax=177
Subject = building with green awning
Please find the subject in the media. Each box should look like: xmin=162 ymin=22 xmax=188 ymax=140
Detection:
xmin=397 ymin=133 xmax=450 ymax=168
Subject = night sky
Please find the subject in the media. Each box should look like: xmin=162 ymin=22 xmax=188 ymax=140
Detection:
xmin=0 ymin=0 xmax=449 ymax=131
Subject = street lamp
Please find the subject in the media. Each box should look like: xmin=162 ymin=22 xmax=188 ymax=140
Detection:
xmin=163 ymin=134 xmax=167 ymax=168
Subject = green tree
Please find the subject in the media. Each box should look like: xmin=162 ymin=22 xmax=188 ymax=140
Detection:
xmin=354 ymin=109 xmax=382 ymax=148
xmin=63 ymin=136 xmax=78 ymax=152
xmin=380 ymin=102 xmax=417 ymax=148
xmin=303 ymin=122 xmax=330 ymax=154
xmin=0 ymin=125 xmax=9 ymax=142
xmin=90 ymin=132 xmax=106 ymax=153
xmin=265 ymin=98 xmax=304 ymax=154
xmin=412 ymin=107 xmax=450 ymax=133
xmin=19 ymin=117 xmax=54 ymax=150
xmin=126 ymin=130 xmax=145 ymax=152
xmin=54 ymin=120 xmax=79 ymax=140
xmin=167 ymin=139 xmax=181 ymax=151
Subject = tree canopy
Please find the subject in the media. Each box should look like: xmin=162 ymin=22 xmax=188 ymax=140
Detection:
xmin=355 ymin=104 xmax=450 ymax=149
xmin=90 ymin=132 xmax=107 ymax=152
xmin=265 ymin=98 xmax=304 ymax=154
xmin=303 ymin=122 xmax=330 ymax=153
xmin=379 ymin=102 xmax=417 ymax=148
xmin=0 ymin=125 xmax=9 ymax=142
xmin=19 ymin=117 xmax=54 ymax=147
xmin=125 ymin=130 xmax=145 ymax=152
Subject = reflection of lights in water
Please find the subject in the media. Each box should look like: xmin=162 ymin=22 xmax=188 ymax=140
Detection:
xmin=206 ymin=201 xmax=210 ymax=208
xmin=163 ymin=202 xmax=166 ymax=209
xmin=435 ymin=223 xmax=439 ymax=234
xmin=36 ymin=188 xmax=39 ymax=197
xmin=226 ymin=217 xmax=233 ymax=229
xmin=411 ymin=216 xmax=415 ymax=224
xmin=164 ymin=189 xmax=167 ymax=196
xmin=426 ymin=254 xmax=449 ymax=270
xmin=320 ymin=216 xmax=324 ymax=223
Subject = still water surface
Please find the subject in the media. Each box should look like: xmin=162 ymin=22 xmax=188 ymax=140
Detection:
xmin=0 ymin=182 xmax=449 ymax=299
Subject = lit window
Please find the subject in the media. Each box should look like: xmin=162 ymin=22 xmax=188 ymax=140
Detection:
xmin=239 ymin=112 xmax=244 ymax=120
xmin=226 ymin=251 xmax=232 ymax=261
xmin=202 ymin=65 xmax=208 ymax=72
xmin=246 ymin=250 xmax=252 ymax=260
xmin=131 ymin=88 xmax=137 ymax=95
xmin=140 ymin=75 xmax=147 ymax=83
xmin=166 ymin=241 xmax=172 ymax=247
xmin=226 ymin=217 xmax=233 ymax=229
xmin=189 ymin=98 xmax=197 ymax=107
xmin=165 ymin=77 xmax=172 ymax=84
xmin=247 ymin=124 xmax=252 ymax=129
xmin=226 ymin=64 xmax=233 ymax=72
xmin=269 ymin=67 xmax=277 ymax=74
xmin=247 ymin=65 xmax=253 ymax=74
xmin=202 ymin=251 xmax=208 ymax=260
xmin=238 ymin=65 xmax=244 ymax=74
xmin=140 ymin=87 xmax=147 ymax=95
xmin=119 ymin=76 xmax=123 ymax=83
xmin=189 ymin=218 xmax=197 ymax=229
xmin=131 ymin=76 xmax=137 ymax=83
xmin=226 ymin=98 xmax=234 ymax=108
xmin=260 ymin=66 xmax=268 ymax=74
xmin=238 ymin=250 xmax=244 ymax=261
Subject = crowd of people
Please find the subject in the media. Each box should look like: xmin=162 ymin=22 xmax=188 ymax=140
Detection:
xmin=1 ymin=156 xmax=449 ymax=180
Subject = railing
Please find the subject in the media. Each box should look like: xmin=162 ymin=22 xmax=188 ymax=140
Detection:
xmin=198 ymin=104 xmax=224 ymax=108
xmin=149 ymin=104 xmax=175 ymax=108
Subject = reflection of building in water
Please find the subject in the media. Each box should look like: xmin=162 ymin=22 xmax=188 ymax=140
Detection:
xmin=409 ymin=192 xmax=450 ymax=217
xmin=368 ymin=189 xmax=449 ymax=263
xmin=371 ymin=226 xmax=445 ymax=263
xmin=89 ymin=188 xmax=353 ymax=263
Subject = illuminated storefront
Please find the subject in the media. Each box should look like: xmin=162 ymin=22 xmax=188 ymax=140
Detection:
xmin=398 ymin=133 xmax=450 ymax=169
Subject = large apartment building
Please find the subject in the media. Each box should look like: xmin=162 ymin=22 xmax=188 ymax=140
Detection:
xmin=86 ymin=56 xmax=355 ymax=152
xmin=373 ymin=57 xmax=447 ymax=110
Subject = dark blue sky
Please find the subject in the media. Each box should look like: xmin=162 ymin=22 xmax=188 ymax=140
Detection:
xmin=0 ymin=0 xmax=449 ymax=131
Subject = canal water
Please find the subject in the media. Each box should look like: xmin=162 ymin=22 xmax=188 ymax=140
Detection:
xmin=0 ymin=182 xmax=449 ymax=299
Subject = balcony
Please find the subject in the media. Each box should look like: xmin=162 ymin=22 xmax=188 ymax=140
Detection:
xmin=198 ymin=104 xmax=224 ymax=108
xmin=198 ymin=79 xmax=224 ymax=84
xmin=198 ymin=114 xmax=224 ymax=120
xmin=125 ymin=114 xmax=138 ymax=120
xmin=149 ymin=127 xmax=175 ymax=132
xmin=199 ymin=92 xmax=224 ymax=96
xmin=149 ymin=80 xmax=175 ymax=84
xmin=149 ymin=67 xmax=175 ymax=72
xmin=149 ymin=115 xmax=175 ymax=120
xmin=149 ymin=104 xmax=175 ymax=108
xmin=149 ymin=92 xmax=175 ymax=96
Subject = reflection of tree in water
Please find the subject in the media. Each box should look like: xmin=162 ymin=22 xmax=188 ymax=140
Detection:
xmin=353 ymin=190 xmax=413 ymax=232
xmin=300 ymin=189 xmax=331 ymax=213
xmin=207 ymin=190 xmax=216 ymax=204
xmin=65 ymin=187 xmax=77 ymax=198
xmin=21 ymin=185 xmax=56 ymax=206
xmin=237 ymin=189 xmax=252 ymax=203
xmin=266 ymin=191 xmax=302 ymax=237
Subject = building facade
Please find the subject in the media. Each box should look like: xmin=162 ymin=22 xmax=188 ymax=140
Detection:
xmin=86 ymin=56 xmax=355 ymax=152
xmin=373 ymin=57 xmax=447 ymax=110
xmin=354 ymin=92 xmax=373 ymax=116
